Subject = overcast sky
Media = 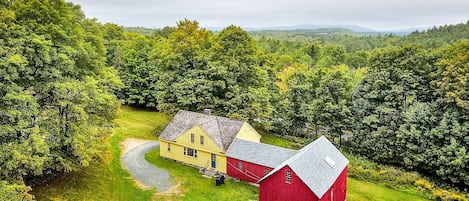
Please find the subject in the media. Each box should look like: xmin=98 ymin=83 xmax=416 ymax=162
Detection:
xmin=68 ymin=0 xmax=469 ymax=31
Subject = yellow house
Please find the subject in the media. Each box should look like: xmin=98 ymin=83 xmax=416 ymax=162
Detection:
xmin=159 ymin=110 xmax=261 ymax=173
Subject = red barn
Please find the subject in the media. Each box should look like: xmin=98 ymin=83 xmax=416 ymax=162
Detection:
xmin=258 ymin=136 xmax=349 ymax=201
xmin=226 ymin=139 xmax=297 ymax=183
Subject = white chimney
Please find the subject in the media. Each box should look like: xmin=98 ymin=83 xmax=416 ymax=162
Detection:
xmin=204 ymin=109 xmax=212 ymax=115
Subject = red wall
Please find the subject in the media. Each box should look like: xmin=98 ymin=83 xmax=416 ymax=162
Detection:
xmin=227 ymin=157 xmax=272 ymax=183
xmin=259 ymin=166 xmax=348 ymax=201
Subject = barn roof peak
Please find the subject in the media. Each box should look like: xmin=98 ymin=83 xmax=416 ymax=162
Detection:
xmin=259 ymin=136 xmax=349 ymax=198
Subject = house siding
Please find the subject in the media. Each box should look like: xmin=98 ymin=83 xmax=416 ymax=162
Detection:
xmin=159 ymin=124 xmax=228 ymax=173
xmin=227 ymin=157 xmax=272 ymax=183
xmin=160 ymin=140 xmax=227 ymax=173
xmin=260 ymin=166 xmax=317 ymax=201
xmin=174 ymin=126 xmax=224 ymax=154
xmin=235 ymin=123 xmax=261 ymax=143
xmin=259 ymin=166 xmax=348 ymax=201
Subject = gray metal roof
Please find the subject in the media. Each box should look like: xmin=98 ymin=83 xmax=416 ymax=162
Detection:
xmin=226 ymin=139 xmax=298 ymax=168
xmin=259 ymin=136 xmax=349 ymax=198
xmin=159 ymin=110 xmax=245 ymax=152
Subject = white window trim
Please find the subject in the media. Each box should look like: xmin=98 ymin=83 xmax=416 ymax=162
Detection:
xmin=285 ymin=170 xmax=292 ymax=184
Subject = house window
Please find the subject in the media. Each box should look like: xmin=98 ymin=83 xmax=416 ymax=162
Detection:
xmin=200 ymin=135 xmax=204 ymax=145
xmin=285 ymin=170 xmax=292 ymax=184
xmin=167 ymin=143 xmax=171 ymax=152
xmin=190 ymin=133 xmax=195 ymax=143
xmin=238 ymin=162 xmax=243 ymax=171
xmin=265 ymin=168 xmax=271 ymax=175
xmin=184 ymin=147 xmax=197 ymax=158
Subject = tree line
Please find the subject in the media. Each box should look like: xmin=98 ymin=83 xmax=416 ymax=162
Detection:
xmin=1 ymin=0 xmax=468 ymax=199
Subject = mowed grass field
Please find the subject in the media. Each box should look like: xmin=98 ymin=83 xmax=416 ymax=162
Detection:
xmin=33 ymin=106 xmax=430 ymax=201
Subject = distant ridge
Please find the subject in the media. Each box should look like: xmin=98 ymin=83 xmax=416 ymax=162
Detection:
xmin=206 ymin=24 xmax=376 ymax=32
xmin=125 ymin=21 xmax=468 ymax=36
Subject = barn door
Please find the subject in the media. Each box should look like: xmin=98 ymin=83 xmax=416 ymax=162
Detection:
xmin=211 ymin=154 xmax=216 ymax=168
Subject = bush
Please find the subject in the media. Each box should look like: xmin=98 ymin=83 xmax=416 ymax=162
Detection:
xmin=432 ymin=190 xmax=468 ymax=201
xmin=0 ymin=181 xmax=33 ymax=201
xmin=345 ymin=152 xmax=468 ymax=200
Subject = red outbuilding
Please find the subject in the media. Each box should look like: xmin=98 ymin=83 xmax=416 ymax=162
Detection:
xmin=258 ymin=136 xmax=349 ymax=201
xmin=226 ymin=139 xmax=297 ymax=183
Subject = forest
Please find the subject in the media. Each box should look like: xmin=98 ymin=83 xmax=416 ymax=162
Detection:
xmin=0 ymin=0 xmax=468 ymax=199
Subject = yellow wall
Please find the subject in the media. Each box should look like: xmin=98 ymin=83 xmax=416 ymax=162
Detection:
xmin=159 ymin=122 xmax=260 ymax=174
xmin=160 ymin=140 xmax=227 ymax=173
xmin=235 ymin=122 xmax=261 ymax=143
xmin=175 ymin=126 xmax=224 ymax=154
xmin=159 ymin=125 xmax=227 ymax=173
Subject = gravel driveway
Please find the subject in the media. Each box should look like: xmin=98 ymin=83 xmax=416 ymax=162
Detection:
xmin=121 ymin=141 xmax=173 ymax=192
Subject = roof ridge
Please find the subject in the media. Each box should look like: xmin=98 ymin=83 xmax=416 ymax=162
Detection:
xmin=234 ymin=138 xmax=297 ymax=152
xmin=258 ymin=136 xmax=326 ymax=182
xmin=215 ymin=116 xmax=225 ymax=150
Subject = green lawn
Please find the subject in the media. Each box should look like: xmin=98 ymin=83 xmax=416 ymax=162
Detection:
xmin=33 ymin=106 xmax=430 ymax=201
xmin=260 ymin=132 xmax=296 ymax=149
xmin=348 ymin=178 xmax=430 ymax=201
xmin=145 ymin=149 xmax=258 ymax=201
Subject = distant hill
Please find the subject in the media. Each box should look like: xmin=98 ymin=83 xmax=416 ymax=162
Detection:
xmin=124 ymin=27 xmax=156 ymax=37
xmin=124 ymin=20 xmax=469 ymax=44
xmin=207 ymin=24 xmax=376 ymax=33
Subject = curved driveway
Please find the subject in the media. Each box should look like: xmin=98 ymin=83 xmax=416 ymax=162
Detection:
xmin=121 ymin=141 xmax=173 ymax=192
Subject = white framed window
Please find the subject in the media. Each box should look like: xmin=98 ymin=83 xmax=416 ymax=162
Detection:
xmin=238 ymin=162 xmax=243 ymax=171
xmin=285 ymin=170 xmax=292 ymax=184
xmin=184 ymin=147 xmax=197 ymax=158
xmin=167 ymin=143 xmax=171 ymax=152
xmin=190 ymin=133 xmax=195 ymax=143
xmin=200 ymin=135 xmax=204 ymax=145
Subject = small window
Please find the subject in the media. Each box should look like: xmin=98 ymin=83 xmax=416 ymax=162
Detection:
xmin=324 ymin=156 xmax=337 ymax=169
xmin=285 ymin=170 xmax=292 ymax=184
xmin=200 ymin=135 xmax=204 ymax=145
xmin=265 ymin=168 xmax=271 ymax=175
xmin=190 ymin=133 xmax=195 ymax=143
xmin=184 ymin=147 xmax=197 ymax=158
xmin=167 ymin=143 xmax=171 ymax=152
xmin=238 ymin=162 xmax=243 ymax=171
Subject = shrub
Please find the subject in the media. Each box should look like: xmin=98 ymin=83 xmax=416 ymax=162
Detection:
xmin=432 ymin=190 xmax=468 ymax=201
xmin=345 ymin=151 xmax=468 ymax=201
xmin=0 ymin=181 xmax=33 ymax=201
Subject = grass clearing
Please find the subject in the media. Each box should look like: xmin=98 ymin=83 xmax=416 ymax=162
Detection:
xmin=347 ymin=178 xmax=430 ymax=201
xmin=259 ymin=132 xmax=296 ymax=149
xmin=145 ymin=149 xmax=259 ymax=201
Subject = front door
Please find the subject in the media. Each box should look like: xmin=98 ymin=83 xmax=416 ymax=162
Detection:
xmin=211 ymin=154 xmax=216 ymax=168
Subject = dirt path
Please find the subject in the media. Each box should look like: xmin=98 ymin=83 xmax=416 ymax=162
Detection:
xmin=121 ymin=139 xmax=174 ymax=192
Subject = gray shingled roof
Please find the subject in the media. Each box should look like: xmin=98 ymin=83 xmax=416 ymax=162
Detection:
xmin=259 ymin=136 xmax=349 ymax=199
xmin=159 ymin=110 xmax=245 ymax=152
xmin=226 ymin=139 xmax=298 ymax=168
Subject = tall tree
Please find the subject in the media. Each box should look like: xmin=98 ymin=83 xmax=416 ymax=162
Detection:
xmin=152 ymin=19 xmax=212 ymax=113
xmin=0 ymin=0 xmax=120 ymax=198
xmin=118 ymin=33 xmax=156 ymax=107
xmin=209 ymin=25 xmax=273 ymax=127
xmin=352 ymin=45 xmax=437 ymax=164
